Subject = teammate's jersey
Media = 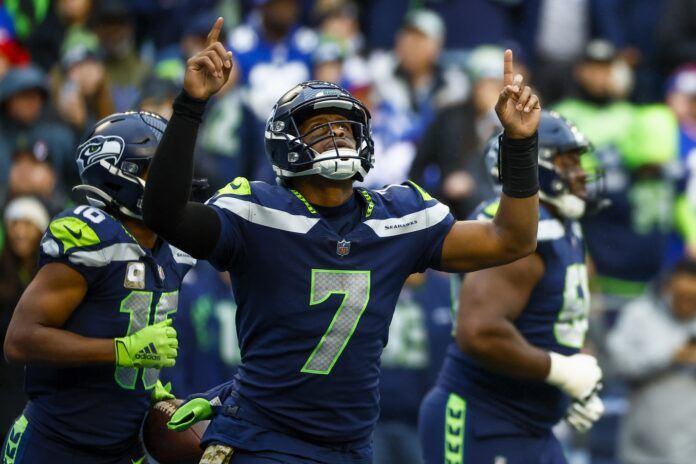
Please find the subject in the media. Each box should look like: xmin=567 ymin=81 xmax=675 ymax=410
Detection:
xmin=25 ymin=205 xmax=195 ymax=452
xmin=204 ymin=178 xmax=454 ymax=445
xmin=162 ymin=261 xmax=239 ymax=397
xmin=378 ymin=271 xmax=453 ymax=425
xmin=437 ymin=201 xmax=589 ymax=433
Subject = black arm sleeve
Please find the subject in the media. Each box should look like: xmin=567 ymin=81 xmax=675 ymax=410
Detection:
xmin=142 ymin=91 xmax=222 ymax=259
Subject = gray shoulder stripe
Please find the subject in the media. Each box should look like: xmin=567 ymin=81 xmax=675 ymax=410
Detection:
xmin=69 ymin=243 xmax=145 ymax=267
xmin=213 ymin=196 xmax=320 ymax=234
xmin=538 ymin=219 xmax=565 ymax=241
xmin=365 ymin=202 xmax=450 ymax=237
xmin=169 ymin=245 xmax=197 ymax=266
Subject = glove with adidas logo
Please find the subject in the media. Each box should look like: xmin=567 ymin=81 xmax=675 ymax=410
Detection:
xmin=114 ymin=319 xmax=178 ymax=368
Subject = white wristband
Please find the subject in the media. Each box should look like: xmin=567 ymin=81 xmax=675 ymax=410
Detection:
xmin=545 ymin=352 xmax=602 ymax=400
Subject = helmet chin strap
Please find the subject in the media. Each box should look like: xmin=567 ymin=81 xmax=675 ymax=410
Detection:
xmin=540 ymin=191 xmax=586 ymax=220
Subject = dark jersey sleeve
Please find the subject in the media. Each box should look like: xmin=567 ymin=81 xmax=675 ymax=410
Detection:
xmin=407 ymin=182 xmax=456 ymax=272
xmin=142 ymin=91 xmax=222 ymax=259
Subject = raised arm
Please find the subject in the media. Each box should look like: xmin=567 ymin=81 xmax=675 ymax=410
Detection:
xmin=440 ymin=50 xmax=539 ymax=272
xmin=142 ymin=17 xmax=234 ymax=259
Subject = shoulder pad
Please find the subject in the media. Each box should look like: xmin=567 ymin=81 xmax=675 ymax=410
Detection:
xmin=214 ymin=177 xmax=252 ymax=197
xmin=41 ymin=206 xmax=144 ymax=267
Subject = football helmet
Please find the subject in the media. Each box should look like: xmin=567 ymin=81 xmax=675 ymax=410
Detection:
xmin=265 ymin=80 xmax=374 ymax=182
xmin=73 ymin=111 xmax=166 ymax=219
xmin=486 ymin=110 xmax=602 ymax=219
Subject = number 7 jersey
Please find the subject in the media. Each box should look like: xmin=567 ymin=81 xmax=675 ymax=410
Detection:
xmin=25 ymin=205 xmax=195 ymax=452
xmin=204 ymin=178 xmax=455 ymax=445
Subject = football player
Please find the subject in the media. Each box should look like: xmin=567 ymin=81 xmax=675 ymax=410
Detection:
xmin=2 ymin=112 xmax=196 ymax=464
xmin=142 ymin=18 xmax=541 ymax=464
xmin=418 ymin=111 xmax=605 ymax=464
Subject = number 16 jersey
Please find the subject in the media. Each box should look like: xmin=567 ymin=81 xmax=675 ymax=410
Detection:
xmin=204 ymin=178 xmax=455 ymax=445
xmin=25 ymin=205 xmax=195 ymax=452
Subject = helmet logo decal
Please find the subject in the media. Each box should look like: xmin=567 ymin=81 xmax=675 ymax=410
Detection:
xmin=76 ymin=135 xmax=125 ymax=175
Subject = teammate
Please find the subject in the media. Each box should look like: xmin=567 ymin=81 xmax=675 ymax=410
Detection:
xmin=143 ymin=18 xmax=541 ymax=464
xmin=2 ymin=112 xmax=196 ymax=464
xmin=418 ymin=111 xmax=605 ymax=464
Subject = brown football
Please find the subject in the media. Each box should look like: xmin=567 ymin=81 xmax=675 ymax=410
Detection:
xmin=142 ymin=399 xmax=209 ymax=464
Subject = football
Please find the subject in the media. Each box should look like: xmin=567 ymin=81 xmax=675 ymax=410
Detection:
xmin=142 ymin=399 xmax=209 ymax=464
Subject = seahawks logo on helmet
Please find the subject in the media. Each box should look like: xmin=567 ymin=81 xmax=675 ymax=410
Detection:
xmin=76 ymin=135 xmax=125 ymax=175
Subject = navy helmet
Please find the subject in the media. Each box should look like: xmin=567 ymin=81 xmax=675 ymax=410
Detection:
xmin=486 ymin=110 xmax=601 ymax=218
xmin=265 ymin=80 xmax=374 ymax=183
xmin=73 ymin=111 xmax=166 ymax=219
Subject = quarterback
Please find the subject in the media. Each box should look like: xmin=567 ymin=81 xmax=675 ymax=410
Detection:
xmin=143 ymin=18 xmax=541 ymax=464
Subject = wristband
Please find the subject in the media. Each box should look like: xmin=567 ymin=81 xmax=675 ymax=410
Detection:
xmin=499 ymin=132 xmax=539 ymax=198
xmin=173 ymin=90 xmax=208 ymax=124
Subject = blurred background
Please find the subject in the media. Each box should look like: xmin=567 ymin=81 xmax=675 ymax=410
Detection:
xmin=2 ymin=1 xmax=696 ymax=463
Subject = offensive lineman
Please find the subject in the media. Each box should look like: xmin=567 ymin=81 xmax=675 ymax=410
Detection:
xmin=419 ymin=112 xmax=605 ymax=464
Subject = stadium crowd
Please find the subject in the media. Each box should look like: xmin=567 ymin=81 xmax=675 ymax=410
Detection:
xmin=1 ymin=1 xmax=696 ymax=463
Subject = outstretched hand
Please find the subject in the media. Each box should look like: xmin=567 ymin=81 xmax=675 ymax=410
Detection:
xmin=495 ymin=49 xmax=541 ymax=139
xmin=184 ymin=17 xmax=234 ymax=101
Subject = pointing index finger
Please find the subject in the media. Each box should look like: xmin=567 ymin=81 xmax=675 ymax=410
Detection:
xmin=206 ymin=17 xmax=224 ymax=46
xmin=503 ymin=49 xmax=514 ymax=87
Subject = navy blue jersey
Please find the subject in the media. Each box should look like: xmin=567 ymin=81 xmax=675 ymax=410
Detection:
xmin=204 ymin=178 xmax=454 ymax=445
xmin=437 ymin=201 xmax=589 ymax=433
xmin=378 ymin=270 xmax=453 ymax=424
xmin=25 ymin=205 xmax=195 ymax=452
xmin=162 ymin=261 xmax=239 ymax=397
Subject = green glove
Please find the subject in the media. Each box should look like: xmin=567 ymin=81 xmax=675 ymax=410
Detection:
xmin=114 ymin=319 xmax=178 ymax=368
xmin=167 ymin=398 xmax=213 ymax=432
xmin=151 ymin=380 xmax=176 ymax=403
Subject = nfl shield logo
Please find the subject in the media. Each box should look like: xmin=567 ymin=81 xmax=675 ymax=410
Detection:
xmin=336 ymin=240 xmax=351 ymax=256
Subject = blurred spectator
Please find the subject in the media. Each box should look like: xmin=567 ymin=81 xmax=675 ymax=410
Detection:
xmin=193 ymin=62 xmax=259 ymax=192
xmin=0 ymin=64 xmax=76 ymax=201
xmin=91 ymin=1 xmax=151 ymax=112
xmin=0 ymin=196 xmax=50 ymax=441
xmin=150 ymin=12 xmax=222 ymax=87
xmin=161 ymin=261 xmax=239 ymax=397
xmin=374 ymin=271 xmax=453 ymax=464
xmin=9 ymin=0 xmax=93 ymax=72
xmin=51 ymin=30 xmax=115 ymax=134
xmin=312 ymin=40 xmax=345 ymax=83
xmin=229 ymin=0 xmax=318 ymax=181
xmin=409 ymin=45 xmax=503 ymax=218
xmin=580 ymin=105 xmax=679 ymax=313
xmin=345 ymin=59 xmax=420 ymax=190
xmin=607 ymin=259 xmax=696 ymax=464
xmin=532 ymin=0 xmax=627 ymax=104
xmin=6 ymin=138 xmax=67 ymax=212
xmin=313 ymin=0 xmax=364 ymax=57
xmin=369 ymin=9 xmax=467 ymax=147
xmin=128 ymin=0 xmax=220 ymax=55
xmin=137 ymin=76 xmax=179 ymax=121
xmin=662 ymin=66 xmax=696 ymax=266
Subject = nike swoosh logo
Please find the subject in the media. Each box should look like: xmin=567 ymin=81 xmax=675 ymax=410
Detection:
xmin=64 ymin=225 xmax=82 ymax=240
xmin=231 ymin=180 xmax=243 ymax=189
xmin=131 ymin=457 xmax=146 ymax=464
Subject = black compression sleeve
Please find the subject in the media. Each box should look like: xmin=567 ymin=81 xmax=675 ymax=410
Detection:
xmin=499 ymin=132 xmax=539 ymax=198
xmin=142 ymin=91 xmax=222 ymax=259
